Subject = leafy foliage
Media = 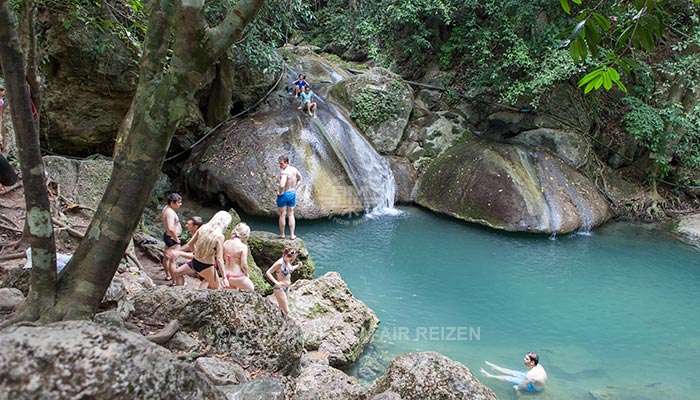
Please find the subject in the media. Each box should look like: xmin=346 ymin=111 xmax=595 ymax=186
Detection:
xmin=557 ymin=0 xmax=700 ymax=93
xmin=306 ymin=0 xmax=576 ymax=105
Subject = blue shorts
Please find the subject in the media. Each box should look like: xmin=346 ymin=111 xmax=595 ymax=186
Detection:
xmin=506 ymin=372 xmax=538 ymax=393
xmin=276 ymin=191 xmax=296 ymax=208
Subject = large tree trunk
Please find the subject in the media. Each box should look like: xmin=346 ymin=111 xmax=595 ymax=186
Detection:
xmin=0 ymin=0 xmax=57 ymax=321
xmin=39 ymin=0 xmax=265 ymax=322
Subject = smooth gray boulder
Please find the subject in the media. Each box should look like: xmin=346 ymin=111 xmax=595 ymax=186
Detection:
xmin=0 ymin=321 xmax=224 ymax=399
xmin=417 ymin=139 xmax=611 ymax=234
xmin=368 ymin=352 xmax=496 ymax=400
xmin=283 ymin=272 xmax=379 ymax=368
xmin=184 ymin=111 xmax=364 ymax=218
xmin=131 ymin=286 xmax=303 ymax=374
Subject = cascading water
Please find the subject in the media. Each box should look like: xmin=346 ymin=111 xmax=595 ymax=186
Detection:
xmin=310 ymin=94 xmax=399 ymax=216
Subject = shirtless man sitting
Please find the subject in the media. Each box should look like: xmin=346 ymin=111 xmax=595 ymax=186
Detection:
xmin=480 ymin=352 xmax=548 ymax=393
xmin=169 ymin=216 xmax=204 ymax=286
xmin=222 ymin=222 xmax=255 ymax=290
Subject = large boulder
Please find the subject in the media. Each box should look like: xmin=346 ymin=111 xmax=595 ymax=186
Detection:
xmin=416 ymin=139 xmax=612 ymax=234
xmin=329 ymin=68 xmax=413 ymax=154
xmin=368 ymin=352 xmax=496 ymax=400
xmin=283 ymin=272 xmax=379 ymax=368
xmin=0 ymin=321 xmax=224 ymax=399
xmin=185 ymin=52 xmax=397 ymax=216
xmin=398 ymin=110 xmax=471 ymax=171
xmin=184 ymin=111 xmax=364 ymax=218
xmin=248 ymin=231 xmax=316 ymax=283
xmin=38 ymin=6 xmax=138 ymax=155
xmin=130 ymin=286 xmax=303 ymax=374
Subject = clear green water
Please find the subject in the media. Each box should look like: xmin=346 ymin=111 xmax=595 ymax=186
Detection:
xmin=191 ymin=201 xmax=699 ymax=399
xmin=277 ymin=206 xmax=700 ymax=400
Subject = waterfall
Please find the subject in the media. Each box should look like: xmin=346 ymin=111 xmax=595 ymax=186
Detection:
xmin=310 ymin=95 xmax=398 ymax=215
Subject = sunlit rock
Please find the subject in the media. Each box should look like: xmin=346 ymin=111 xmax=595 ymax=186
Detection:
xmin=281 ymin=272 xmax=379 ymax=368
xmin=417 ymin=139 xmax=611 ymax=234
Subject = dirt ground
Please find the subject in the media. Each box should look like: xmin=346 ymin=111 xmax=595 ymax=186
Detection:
xmin=0 ymin=181 xmax=187 ymax=288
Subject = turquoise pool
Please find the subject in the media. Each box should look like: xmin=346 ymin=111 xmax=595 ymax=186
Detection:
xmin=292 ymin=207 xmax=700 ymax=400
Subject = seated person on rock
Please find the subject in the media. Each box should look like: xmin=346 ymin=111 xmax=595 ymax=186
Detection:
xmin=292 ymin=74 xmax=308 ymax=99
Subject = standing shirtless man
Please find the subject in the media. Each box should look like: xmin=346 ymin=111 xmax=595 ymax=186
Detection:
xmin=277 ymin=156 xmax=302 ymax=240
xmin=161 ymin=193 xmax=183 ymax=280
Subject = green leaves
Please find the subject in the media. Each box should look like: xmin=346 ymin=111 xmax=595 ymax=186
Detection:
xmin=577 ymin=66 xmax=627 ymax=94
xmin=559 ymin=0 xmax=582 ymax=15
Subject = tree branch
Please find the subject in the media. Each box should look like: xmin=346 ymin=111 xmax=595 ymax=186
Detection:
xmin=208 ymin=0 xmax=265 ymax=55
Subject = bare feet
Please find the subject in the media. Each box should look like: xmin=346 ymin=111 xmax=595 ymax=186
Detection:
xmin=297 ymin=106 xmax=302 ymax=110
xmin=479 ymin=368 xmax=493 ymax=378
xmin=290 ymin=235 xmax=298 ymax=240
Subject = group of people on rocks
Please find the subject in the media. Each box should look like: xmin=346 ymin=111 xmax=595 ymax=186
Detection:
xmin=292 ymin=73 xmax=317 ymax=118
xmin=158 ymin=155 xmax=304 ymax=316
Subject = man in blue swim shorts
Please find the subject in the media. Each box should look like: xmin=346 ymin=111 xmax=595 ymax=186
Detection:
xmin=277 ymin=156 xmax=302 ymax=240
xmin=480 ymin=352 xmax=548 ymax=393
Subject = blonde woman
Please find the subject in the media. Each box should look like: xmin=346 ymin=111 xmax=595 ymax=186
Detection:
xmin=266 ymin=247 xmax=302 ymax=315
xmin=222 ymin=222 xmax=255 ymax=291
xmin=186 ymin=211 xmax=231 ymax=289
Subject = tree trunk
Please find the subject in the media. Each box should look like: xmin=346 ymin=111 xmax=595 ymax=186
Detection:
xmin=38 ymin=0 xmax=265 ymax=322
xmin=0 ymin=0 xmax=57 ymax=321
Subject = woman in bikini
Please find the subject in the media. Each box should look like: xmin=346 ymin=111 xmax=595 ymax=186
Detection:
xmin=222 ymin=222 xmax=254 ymax=291
xmin=265 ymin=247 xmax=302 ymax=315
xmin=185 ymin=210 xmax=231 ymax=290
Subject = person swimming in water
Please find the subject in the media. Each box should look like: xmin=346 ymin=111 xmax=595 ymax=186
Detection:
xmin=265 ymin=247 xmax=302 ymax=315
xmin=222 ymin=222 xmax=255 ymax=291
xmin=480 ymin=352 xmax=548 ymax=393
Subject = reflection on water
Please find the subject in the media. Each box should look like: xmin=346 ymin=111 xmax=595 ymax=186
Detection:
xmin=180 ymin=201 xmax=700 ymax=399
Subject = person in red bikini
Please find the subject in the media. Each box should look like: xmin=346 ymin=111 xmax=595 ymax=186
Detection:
xmin=222 ymin=222 xmax=254 ymax=291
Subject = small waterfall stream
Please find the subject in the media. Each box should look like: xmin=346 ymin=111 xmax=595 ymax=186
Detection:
xmin=311 ymin=94 xmax=398 ymax=214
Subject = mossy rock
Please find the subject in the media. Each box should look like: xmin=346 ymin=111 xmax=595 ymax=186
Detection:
xmin=248 ymin=231 xmax=315 ymax=284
